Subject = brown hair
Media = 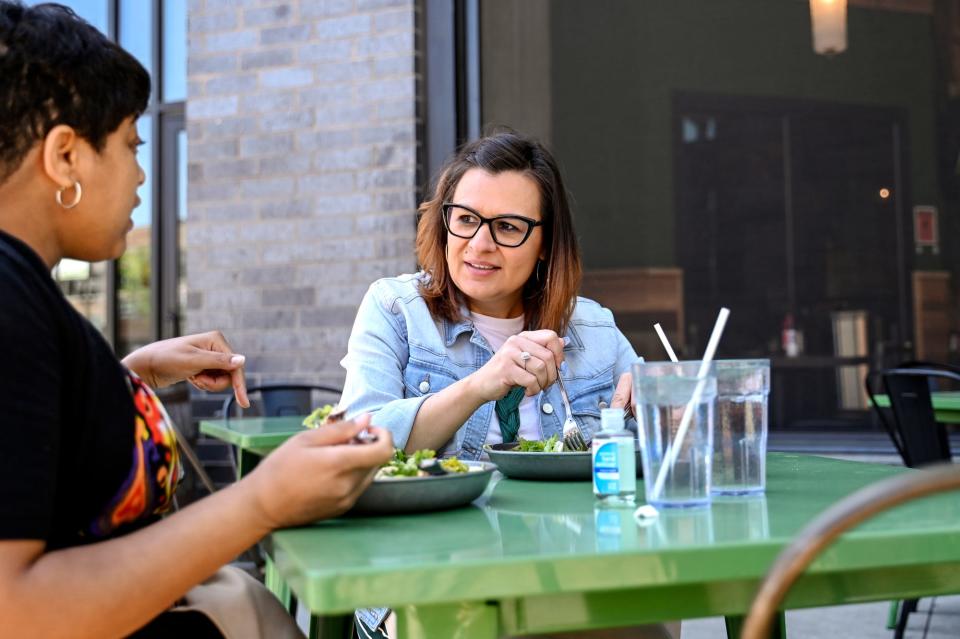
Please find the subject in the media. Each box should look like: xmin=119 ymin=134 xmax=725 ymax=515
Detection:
xmin=416 ymin=131 xmax=582 ymax=335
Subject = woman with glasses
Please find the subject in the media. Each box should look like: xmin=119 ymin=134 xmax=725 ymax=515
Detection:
xmin=342 ymin=130 xmax=639 ymax=458
xmin=341 ymin=132 xmax=678 ymax=639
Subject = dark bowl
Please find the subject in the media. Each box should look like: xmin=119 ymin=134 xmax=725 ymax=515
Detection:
xmin=350 ymin=461 xmax=496 ymax=514
xmin=486 ymin=442 xmax=643 ymax=481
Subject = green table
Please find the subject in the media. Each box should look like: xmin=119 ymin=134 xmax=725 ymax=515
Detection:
xmin=270 ymin=454 xmax=960 ymax=639
xmin=873 ymin=391 xmax=960 ymax=424
xmin=199 ymin=419 xmax=960 ymax=638
xmin=199 ymin=416 xmax=310 ymax=613
xmin=200 ymin=416 xmax=306 ymax=477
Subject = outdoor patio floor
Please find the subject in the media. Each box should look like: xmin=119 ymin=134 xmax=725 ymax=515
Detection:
xmin=681 ymin=595 xmax=960 ymax=638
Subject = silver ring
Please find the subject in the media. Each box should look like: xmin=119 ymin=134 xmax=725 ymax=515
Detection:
xmin=520 ymin=351 xmax=531 ymax=371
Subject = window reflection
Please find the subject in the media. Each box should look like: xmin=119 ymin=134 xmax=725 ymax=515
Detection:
xmin=44 ymin=1 xmax=109 ymax=334
xmin=117 ymin=116 xmax=153 ymax=357
xmin=119 ymin=0 xmax=153 ymax=85
xmin=162 ymin=0 xmax=187 ymax=102
xmin=176 ymin=128 xmax=188 ymax=335
xmin=53 ymin=260 xmax=109 ymax=333
xmin=36 ymin=0 xmax=186 ymax=350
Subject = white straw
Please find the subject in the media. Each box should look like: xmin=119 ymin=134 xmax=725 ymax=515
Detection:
xmin=649 ymin=307 xmax=730 ymax=502
xmin=654 ymin=323 xmax=679 ymax=363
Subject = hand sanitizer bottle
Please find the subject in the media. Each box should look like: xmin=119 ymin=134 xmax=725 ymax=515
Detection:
xmin=592 ymin=408 xmax=637 ymax=505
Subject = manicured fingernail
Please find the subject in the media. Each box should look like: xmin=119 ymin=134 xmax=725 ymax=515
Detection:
xmin=230 ymin=354 xmax=246 ymax=366
xmin=562 ymin=336 xmax=571 ymax=346
xmin=560 ymin=361 xmax=569 ymax=373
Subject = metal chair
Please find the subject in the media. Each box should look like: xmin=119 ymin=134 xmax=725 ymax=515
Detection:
xmin=742 ymin=463 xmax=960 ymax=639
xmin=219 ymin=384 xmax=343 ymax=581
xmin=221 ymin=383 xmax=343 ymax=421
xmin=862 ymin=362 xmax=960 ymax=637
xmin=865 ymin=361 xmax=960 ymax=468
xmin=220 ymin=383 xmax=342 ymax=480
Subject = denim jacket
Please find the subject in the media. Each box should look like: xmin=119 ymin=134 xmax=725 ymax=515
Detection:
xmin=341 ymin=273 xmax=639 ymax=628
xmin=340 ymin=272 xmax=639 ymax=459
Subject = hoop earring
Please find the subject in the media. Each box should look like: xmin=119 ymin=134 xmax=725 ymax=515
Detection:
xmin=56 ymin=182 xmax=82 ymax=209
xmin=535 ymin=260 xmax=544 ymax=283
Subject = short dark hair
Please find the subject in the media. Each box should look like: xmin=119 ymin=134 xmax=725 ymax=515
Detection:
xmin=416 ymin=130 xmax=583 ymax=335
xmin=0 ymin=1 xmax=151 ymax=183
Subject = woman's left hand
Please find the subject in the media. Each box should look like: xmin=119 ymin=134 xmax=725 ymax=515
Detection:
xmin=121 ymin=331 xmax=249 ymax=407
xmin=611 ymin=372 xmax=633 ymax=417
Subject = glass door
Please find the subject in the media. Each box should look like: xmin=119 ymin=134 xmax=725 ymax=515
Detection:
xmin=676 ymin=95 xmax=910 ymax=431
xmin=788 ymin=112 xmax=906 ymax=425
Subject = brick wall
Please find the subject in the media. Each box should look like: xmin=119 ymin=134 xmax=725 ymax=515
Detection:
xmin=185 ymin=0 xmax=418 ymax=387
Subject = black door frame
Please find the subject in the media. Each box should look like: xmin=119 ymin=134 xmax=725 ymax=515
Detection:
xmin=418 ymin=0 xmax=481 ymax=197
xmin=672 ymin=91 xmax=914 ymax=361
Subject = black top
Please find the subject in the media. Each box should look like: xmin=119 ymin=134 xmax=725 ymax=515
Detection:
xmin=0 ymin=231 xmax=216 ymax=637
xmin=0 ymin=229 xmax=153 ymax=547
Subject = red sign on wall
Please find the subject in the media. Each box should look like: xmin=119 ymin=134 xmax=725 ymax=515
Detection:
xmin=913 ymin=205 xmax=939 ymax=254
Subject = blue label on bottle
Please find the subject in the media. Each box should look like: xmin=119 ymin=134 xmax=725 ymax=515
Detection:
xmin=593 ymin=442 xmax=620 ymax=495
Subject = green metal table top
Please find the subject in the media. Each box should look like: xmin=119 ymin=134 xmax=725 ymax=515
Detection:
xmin=270 ymin=453 xmax=960 ymax=632
xmin=873 ymin=391 xmax=960 ymax=424
xmin=199 ymin=416 xmax=306 ymax=455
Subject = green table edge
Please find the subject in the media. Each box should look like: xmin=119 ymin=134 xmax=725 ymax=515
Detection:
xmin=872 ymin=392 xmax=960 ymax=424
xmin=199 ymin=418 xmax=305 ymax=456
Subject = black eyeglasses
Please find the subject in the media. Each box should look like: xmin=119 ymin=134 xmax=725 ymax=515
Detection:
xmin=441 ymin=203 xmax=543 ymax=248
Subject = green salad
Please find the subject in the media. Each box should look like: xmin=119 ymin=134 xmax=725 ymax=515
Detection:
xmin=376 ymin=449 xmax=470 ymax=479
xmin=302 ymin=405 xmax=334 ymax=428
xmin=514 ymin=435 xmax=565 ymax=453
xmin=439 ymin=457 xmax=469 ymax=473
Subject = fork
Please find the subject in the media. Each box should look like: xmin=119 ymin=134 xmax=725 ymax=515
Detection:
xmin=326 ymin=406 xmax=379 ymax=444
xmin=555 ymin=375 xmax=589 ymax=451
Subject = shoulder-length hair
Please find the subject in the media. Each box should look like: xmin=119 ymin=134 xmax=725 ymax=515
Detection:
xmin=416 ymin=131 xmax=582 ymax=335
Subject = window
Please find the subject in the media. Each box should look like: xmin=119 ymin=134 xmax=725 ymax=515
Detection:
xmin=38 ymin=0 xmax=187 ymax=355
xmin=162 ymin=0 xmax=187 ymax=103
xmin=43 ymin=1 xmax=111 ymax=334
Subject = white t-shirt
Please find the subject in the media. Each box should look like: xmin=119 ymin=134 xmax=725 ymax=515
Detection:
xmin=469 ymin=311 xmax=542 ymax=445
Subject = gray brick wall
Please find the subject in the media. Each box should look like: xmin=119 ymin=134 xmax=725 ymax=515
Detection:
xmin=186 ymin=0 xmax=418 ymax=387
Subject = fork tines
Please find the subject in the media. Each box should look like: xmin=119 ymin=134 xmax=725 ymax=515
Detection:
xmin=562 ymin=429 xmax=588 ymax=452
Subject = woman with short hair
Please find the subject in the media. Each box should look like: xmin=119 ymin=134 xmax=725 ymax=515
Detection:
xmin=0 ymin=3 xmax=393 ymax=637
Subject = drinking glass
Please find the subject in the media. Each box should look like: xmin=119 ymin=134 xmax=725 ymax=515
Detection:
xmin=632 ymin=360 xmax=716 ymax=508
xmin=711 ymin=359 xmax=770 ymax=495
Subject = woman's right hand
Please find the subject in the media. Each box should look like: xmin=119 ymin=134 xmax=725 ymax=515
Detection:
xmin=467 ymin=330 xmax=566 ymax=402
xmin=243 ymin=415 xmax=393 ymax=530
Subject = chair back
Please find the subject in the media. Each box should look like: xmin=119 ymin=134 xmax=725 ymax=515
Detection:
xmin=865 ymin=362 xmax=960 ymax=468
xmin=222 ymin=383 xmax=343 ymax=421
xmin=883 ymin=370 xmax=951 ymax=467
xmin=742 ymin=463 xmax=960 ymax=639
xmin=261 ymin=388 xmax=311 ymax=416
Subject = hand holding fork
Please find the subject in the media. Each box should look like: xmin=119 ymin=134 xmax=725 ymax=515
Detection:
xmin=557 ymin=369 xmax=635 ymax=452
